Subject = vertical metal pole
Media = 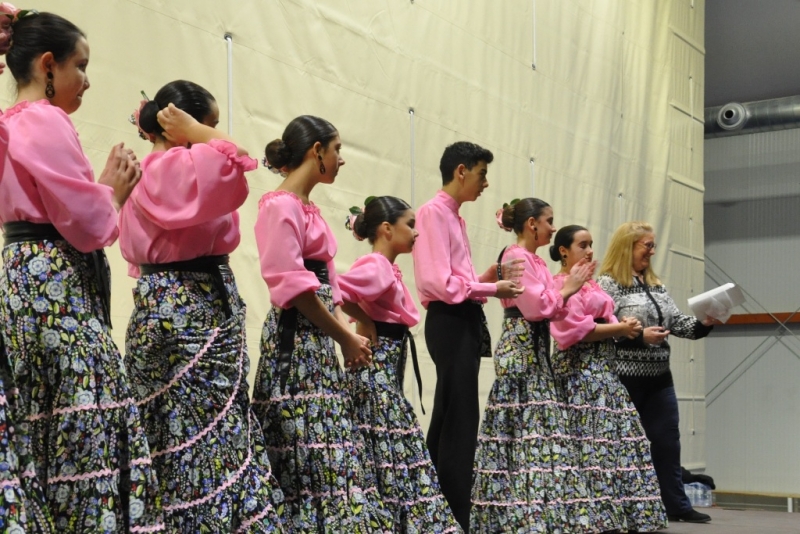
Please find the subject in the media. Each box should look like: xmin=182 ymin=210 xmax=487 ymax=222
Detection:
xmin=409 ymin=108 xmax=416 ymax=208
xmin=225 ymin=33 xmax=234 ymax=135
xmin=531 ymin=0 xmax=537 ymax=70
xmin=530 ymin=158 xmax=536 ymax=196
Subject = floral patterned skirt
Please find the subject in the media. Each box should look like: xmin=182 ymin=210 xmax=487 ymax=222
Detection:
xmin=125 ymin=267 xmax=288 ymax=533
xmin=252 ymin=286 xmax=394 ymax=533
xmin=551 ymin=339 xmax=667 ymax=532
xmin=345 ymin=334 xmax=462 ymax=534
xmin=0 ymin=338 xmax=54 ymax=533
xmin=470 ymin=318 xmax=596 ymax=534
xmin=0 ymin=238 xmax=163 ymax=533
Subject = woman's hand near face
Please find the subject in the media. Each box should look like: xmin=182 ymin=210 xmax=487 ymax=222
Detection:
xmin=157 ymin=103 xmax=198 ymax=146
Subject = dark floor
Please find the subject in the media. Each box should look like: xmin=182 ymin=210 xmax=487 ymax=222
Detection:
xmin=664 ymin=507 xmax=800 ymax=533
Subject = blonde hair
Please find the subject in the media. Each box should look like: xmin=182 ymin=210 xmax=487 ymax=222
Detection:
xmin=599 ymin=221 xmax=661 ymax=287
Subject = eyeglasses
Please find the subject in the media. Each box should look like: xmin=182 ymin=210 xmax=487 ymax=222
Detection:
xmin=638 ymin=241 xmax=657 ymax=251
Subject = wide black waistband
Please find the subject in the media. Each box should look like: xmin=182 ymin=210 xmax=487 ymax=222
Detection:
xmin=3 ymin=221 xmax=63 ymax=244
xmin=140 ymin=254 xmax=229 ymax=275
xmin=374 ymin=321 xmax=409 ymax=340
xmin=303 ymin=259 xmax=329 ymax=285
xmin=3 ymin=221 xmax=113 ymax=328
xmin=427 ymin=299 xmax=484 ymax=317
xmin=504 ymin=306 xmax=524 ymax=319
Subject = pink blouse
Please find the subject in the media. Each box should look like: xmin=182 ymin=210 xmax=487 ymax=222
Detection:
xmin=118 ymin=140 xmax=255 ymax=277
xmin=412 ymin=190 xmax=497 ymax=307
xmin=255 ymin=190 xmax=343 ymax=308
xmin=500 ymin=244 xmax=569 ymax=322
xmin=339 ymin=252 xmax=420 ymax=327
xmin=0 ymin=100 xmax=118 ymax=252
xmin=550 ymin=275 xmax=618 ymax=350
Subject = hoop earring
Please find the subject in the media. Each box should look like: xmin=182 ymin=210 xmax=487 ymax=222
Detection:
xmin=318 ymin=155 xmax=326 ymax=175
xmin=45 ymin=72 xmax=55 ymax=99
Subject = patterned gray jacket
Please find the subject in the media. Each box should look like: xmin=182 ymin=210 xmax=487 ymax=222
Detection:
xmin=597 ymin=274 xmax=712 ymax=378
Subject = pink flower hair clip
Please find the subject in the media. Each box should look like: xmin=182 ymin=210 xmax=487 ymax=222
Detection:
xmin=496 ymin=198 xmax=520 ymax=232
xmin=128 ymin=91 xmax=155 ymax=142
xmin=344 ymin=196 xmax=375 ymax=241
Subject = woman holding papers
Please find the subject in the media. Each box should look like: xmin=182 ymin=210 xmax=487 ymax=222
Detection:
xmin=597 ymin=221 xmax=714 ymax=525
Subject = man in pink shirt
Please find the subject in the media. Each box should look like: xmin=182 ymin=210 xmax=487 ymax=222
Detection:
xmin=412 ymin=141 xmax=523 ymax=532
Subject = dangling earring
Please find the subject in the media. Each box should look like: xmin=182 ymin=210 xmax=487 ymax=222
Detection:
xmin=45 ymin=72 xmax=56 ymax=99
xmin=534 ymin=226 xmax=538 ymax=241
xmin=561 ymin=254 xmax=567 ymax=267
xmin=318 ymin=154 xmax=326 ymax=175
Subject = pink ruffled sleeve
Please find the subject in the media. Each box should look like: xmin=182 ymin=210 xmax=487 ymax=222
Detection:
xmin=255 ymin=193 xmax=321 ymax=308
xmin=11 ymin=103 xmax=117 ymax=252
xmin=550 ymin=277 xmax=598 ymax=349
xmin=339 ymin=254 xmax=395 ymax=303
xmin=505 ymin=246 xmax=568 ymax=321
xmin=132 ymin=139 xmax=254 ymax=230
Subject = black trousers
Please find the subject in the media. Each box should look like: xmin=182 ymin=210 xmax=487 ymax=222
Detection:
xmin=424 ymin=300 xmax=485 ymax=533
xmin=621 ymin=375 xmax=693 ymax=515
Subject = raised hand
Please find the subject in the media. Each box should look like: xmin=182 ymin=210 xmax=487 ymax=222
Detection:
xmin=98 ymin=143 xmax=141 ymax=210
xmin=500 ymin=257 xmax=525 ymax=283
xmin=156 ymin=103 xmax=198 ymax=146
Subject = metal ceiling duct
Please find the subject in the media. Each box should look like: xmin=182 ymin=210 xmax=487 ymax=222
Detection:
xmin=704 ymin=95 xmax=800 ymax=138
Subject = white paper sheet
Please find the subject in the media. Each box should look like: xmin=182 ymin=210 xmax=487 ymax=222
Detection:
xmin=688 ymin=283 xmax=746 ymax=323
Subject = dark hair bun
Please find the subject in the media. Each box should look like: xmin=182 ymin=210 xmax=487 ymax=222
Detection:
xmin=501 ymin=204 xmax=515 ymax=231
xmin=549 ymin=245 xmax=561 ymax=262
xmin=353 ymin=213 xmax=368 ymax=240
xmin=137 ymin=100 xmax=161 ymax=135
xmin=264 ymin=139 xmax=291 ymax=169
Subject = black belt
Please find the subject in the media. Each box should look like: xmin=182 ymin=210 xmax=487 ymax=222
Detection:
xmin=426 ymin=299 xmax=492 ymax=359
xmin=3 ymin=221 xmax=113 ymax=328
xmin=276 ymin=259 xmax=330 ymax=391
xmin=140 ymin=255 xmax=232 ymax=318
xmin=374 ymin=321 xmax=425 ymax=414
xmin=504 ymin=306 xmax=524 ymax=319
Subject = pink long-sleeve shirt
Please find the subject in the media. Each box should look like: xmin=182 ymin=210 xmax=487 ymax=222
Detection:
xmin=412 ymin=190 xmax=496 ymax=307
xmin=255 ymin=190 xmax=343 ymax=309
xmin=550 ymin=275 xmax=618 ymax=349
xmin=0 ymin=100 xmax=118 ymax=252
xmin=339 ymin=252 xmax=420 ymax=327
xmin=499 ymin=244 xmax=569 ymax=322
xmin=118 ymin=139 xmax=255 ymax=277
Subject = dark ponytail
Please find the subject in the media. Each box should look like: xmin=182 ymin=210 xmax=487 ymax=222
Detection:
xmin=265 ymin=115 xmax=338 ymax=171
xmin=138 ymin=80 xmax=215 ymax=138
xmin=349 ymin=196 xmax=412 ymax=244
xmin=499 ymin=198 xmax=551 ymax=235
xmin=6 ymin=12 xmax=85 ymax=86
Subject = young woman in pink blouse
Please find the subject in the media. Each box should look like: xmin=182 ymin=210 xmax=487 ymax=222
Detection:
xmin=549 ymin=226 xmax=666 ymax=533
xmin=120 ymin=80 xmax=287 ymax=533
xmin=252 ymin=116 xmax=393 ymax=532
xmin=470 ymin=198 xmax=594 ymax=533
xmin=0 ymin=8 xmax=55 ymax=530
xmin=0 ymin=12 xmax=162 ymax=533
xmin=339 ymin=196 xmax=462 ymax=533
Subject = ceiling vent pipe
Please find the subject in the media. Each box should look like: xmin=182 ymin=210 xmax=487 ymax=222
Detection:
xmin=704 ymin=95 xmax=800 ymax=138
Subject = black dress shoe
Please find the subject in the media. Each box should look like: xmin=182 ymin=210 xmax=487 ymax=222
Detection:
xmin=668 ymin=509 xmax=712 ymax=523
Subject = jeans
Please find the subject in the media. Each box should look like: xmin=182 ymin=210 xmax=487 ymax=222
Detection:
xmin=621 ymin=379 xmax=693 ymax=515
